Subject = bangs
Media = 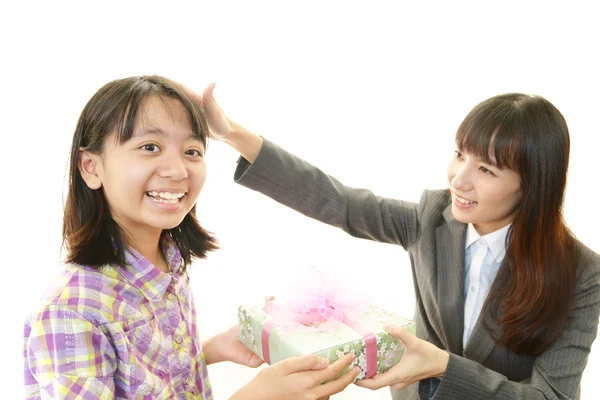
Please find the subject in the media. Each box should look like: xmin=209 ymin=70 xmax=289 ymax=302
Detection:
xmin=110 ymin=77 xmax=209 ymax=148
xmin=455 ymin=96 xmax=525 ymax=170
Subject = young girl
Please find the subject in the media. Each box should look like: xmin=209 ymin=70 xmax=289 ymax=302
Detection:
xmin=23 ymin=76 xmax=359 ymax=400
xmin=190 ymin=84 xmax=600 ymax=400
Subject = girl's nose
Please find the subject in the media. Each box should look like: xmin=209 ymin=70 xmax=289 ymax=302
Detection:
xmin=158 ymin=155 xmax=188 ymax=181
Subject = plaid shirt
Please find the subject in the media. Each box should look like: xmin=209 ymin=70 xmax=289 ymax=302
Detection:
xmin=24 ymin=236 xmax=213 ymax=399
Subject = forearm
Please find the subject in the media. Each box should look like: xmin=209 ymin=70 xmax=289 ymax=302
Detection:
xmin=223 ymin=122 xmax=264 ymax=163
xmin=435 ymin=354 xmax=560 ymax=400
xmin=202 ymin=335 xmax=221 ymax=365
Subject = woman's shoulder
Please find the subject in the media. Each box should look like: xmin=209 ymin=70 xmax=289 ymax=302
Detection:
xmin=574 ymin=241 xmax=600 ymax=280
xmin=416 ymin=189 xmax=452 ymax=223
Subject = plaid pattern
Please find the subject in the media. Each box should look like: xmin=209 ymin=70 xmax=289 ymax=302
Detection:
xmin=24 ymin=235 xmax=213 ymax=399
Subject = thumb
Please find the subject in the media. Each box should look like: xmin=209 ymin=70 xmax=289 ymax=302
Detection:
xmin=202 ymin=82 xmax=217 ymax=113
xmin=384 ymin=324 xmax=417 ymax=347
xmin=247 ymin=353 xmax=265 ymax=368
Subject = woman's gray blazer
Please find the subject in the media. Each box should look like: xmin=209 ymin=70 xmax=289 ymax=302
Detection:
xmin=234 ymin=139 xmax=600 ymax=400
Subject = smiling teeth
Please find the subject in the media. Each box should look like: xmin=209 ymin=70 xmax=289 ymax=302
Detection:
xmin=457 ymin=196 xmax=476 ymax=205
xmin=146 ymin=191 xmax=185 ymax=204
xmin=148 ymin=191 xmax=185 ymax=200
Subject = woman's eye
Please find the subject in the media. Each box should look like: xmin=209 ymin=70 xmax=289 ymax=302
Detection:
xmin=185 ymin=149 xmax=203 ymax=157
xmin=480 ymin=166 xmax=496 ymax=177
xmin=454 ymin=151 xmax=464 ymax=160
xmin=141 ymin=144 xmax=160 ymax=152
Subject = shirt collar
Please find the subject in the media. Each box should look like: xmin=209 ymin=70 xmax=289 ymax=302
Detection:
xmin=118 ymin=234 xmax=184 ymax=302
xmin=465 ymin=223 xmax=511 ymax=264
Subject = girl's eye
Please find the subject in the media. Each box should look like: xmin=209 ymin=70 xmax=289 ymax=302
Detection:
xmin=141 ymin=144 xmax=160 ymax=152
xmin=479 ymin=166 xmax=497 ymax=177
xmin=454 ymin=150 xmax=464 ymax=160
xmin=185 ymin=149 xmax=203 ymax=157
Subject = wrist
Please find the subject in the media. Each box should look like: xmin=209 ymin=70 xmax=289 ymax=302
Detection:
xmin=202 ymin=335 xmax=222 ymax=365
xmin=435 ymin=350 xmax=450 ymax=379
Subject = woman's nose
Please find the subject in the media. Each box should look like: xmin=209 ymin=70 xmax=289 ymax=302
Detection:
xmin=451 ymin=165 xmax=473 ymax=191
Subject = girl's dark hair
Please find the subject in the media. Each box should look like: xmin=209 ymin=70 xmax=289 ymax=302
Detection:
xmin=63 ymin=75 xmax=218 ymax=271
xmin=456 ymin=93 xmax=577 ymax=355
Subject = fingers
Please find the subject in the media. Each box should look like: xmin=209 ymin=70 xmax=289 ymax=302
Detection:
xmin=384 ymin=325 xmax=415 ymax=347
xmin=202 ymin=82 xmax=221 ymax=116
xmin=315 ymin=363 xmax=361 ymax=398
xmin=276 ymin=354 xmax=329 ymax=375
xmin=203 ymin=82 xmax=216 ymax=101
xmin=264 ymin=296 xmax=276 ymax=305
xmin=246 ymin=353 xmax=265 ymax=368
xmin=310 ymin=352 xmax=356 ymax=384
xmin=354 ymin=369 xmax=399 ymax=390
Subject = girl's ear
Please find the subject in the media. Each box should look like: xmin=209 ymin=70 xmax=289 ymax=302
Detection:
xmin=78 ymin=149 xmax=103 ymax=190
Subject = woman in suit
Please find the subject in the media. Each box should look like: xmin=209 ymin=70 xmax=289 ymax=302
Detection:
xmin=189 ymin=84 xmax=599 ymax=400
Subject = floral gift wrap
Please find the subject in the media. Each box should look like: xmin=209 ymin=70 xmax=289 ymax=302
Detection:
xmin=237 ymin=301 xmax=416 ymax=381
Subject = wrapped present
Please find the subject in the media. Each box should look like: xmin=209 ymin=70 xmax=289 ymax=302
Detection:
xmin=237 ymin=270 xmax=415 ymax=381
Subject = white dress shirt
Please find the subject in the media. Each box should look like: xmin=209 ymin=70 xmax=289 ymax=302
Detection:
xmin=463 ymin=223 xmax=511 ymax=348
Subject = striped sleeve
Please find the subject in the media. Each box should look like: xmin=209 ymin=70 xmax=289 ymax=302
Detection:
xmin=24 ymin=304 xmax=117 ymax=400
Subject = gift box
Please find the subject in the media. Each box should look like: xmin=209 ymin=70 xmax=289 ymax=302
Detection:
xmin=237 ymin=300 xmax=416 ymax=381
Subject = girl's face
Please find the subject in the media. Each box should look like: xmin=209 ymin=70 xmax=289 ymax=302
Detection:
xmin=84 ymin=95 xmax=206 ymax=240
xmin=447 ymin=149 xmax=521 ymax=235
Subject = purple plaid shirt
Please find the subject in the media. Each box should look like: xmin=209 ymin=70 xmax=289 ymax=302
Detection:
xmin=24 ymin=236 xmax=213 ymax=399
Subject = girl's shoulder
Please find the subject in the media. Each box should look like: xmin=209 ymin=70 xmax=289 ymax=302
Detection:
xmin=28 ymin=263 xmax=135 ymax=326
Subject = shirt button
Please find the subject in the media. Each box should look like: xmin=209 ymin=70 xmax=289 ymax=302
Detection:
xmin=470 ymin=286 xmax=476 ymax=292
xmin=167 ymin=293 xmax=175 ymax=301
xmin=174 ymin=334 xmax=183 ymax=344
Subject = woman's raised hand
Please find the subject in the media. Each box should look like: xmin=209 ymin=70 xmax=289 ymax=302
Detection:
xmin=182 ymin=82 xmax=264 ymax=162
xmin=230 ymin=353 xmax=360 ymax=400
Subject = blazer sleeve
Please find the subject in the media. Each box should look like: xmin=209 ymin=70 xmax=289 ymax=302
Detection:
xmin=234 ymin=138 xmax=422 ymax=250
xmin=433 ymin=250 xmax=600 ymax=400
xmin=24 ymin=304 xmax=117 ymax=400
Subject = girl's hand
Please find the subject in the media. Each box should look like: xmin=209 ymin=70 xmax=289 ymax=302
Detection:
xmin=355 ymin=325 xmax=449 ymax=391
xmin=203 ymin=325 xmax=264 ymax=368
xmin=231 ymin=353 xmax=360 ymax=400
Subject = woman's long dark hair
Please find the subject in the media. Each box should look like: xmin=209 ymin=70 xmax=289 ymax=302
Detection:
xmin=63 ymin=75 xmax=218 ymax=271
xmin=456 ymin=93 xmax=577 ymax=355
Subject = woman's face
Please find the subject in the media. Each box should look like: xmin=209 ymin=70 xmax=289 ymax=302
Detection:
xmin=447 ymin=149 xmax=521 ymax=235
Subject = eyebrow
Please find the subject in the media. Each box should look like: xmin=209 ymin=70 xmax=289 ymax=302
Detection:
xmin=135 ymin=127 xmax=200 ymax=141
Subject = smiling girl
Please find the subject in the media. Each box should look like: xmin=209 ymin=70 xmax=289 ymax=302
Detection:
xmin=23 ymin=76 xmax=358 ymax=400
xmin=190 ymin=85 xmax=600 ymax=400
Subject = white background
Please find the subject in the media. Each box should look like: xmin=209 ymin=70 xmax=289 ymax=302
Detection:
xmin=1 ymin=1 xmax=599 ymax=399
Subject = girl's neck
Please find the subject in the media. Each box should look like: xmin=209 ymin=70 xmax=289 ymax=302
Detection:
xmin=127 ymin=229 xmax=170 ymax=273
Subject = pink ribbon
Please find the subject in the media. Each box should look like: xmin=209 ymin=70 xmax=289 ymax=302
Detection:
xmin=260 ymin=298 xmax=378 ymax=378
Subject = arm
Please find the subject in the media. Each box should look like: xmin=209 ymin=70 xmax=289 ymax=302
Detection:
xmin=188 ymin=83 xmax=421 ymax=249
xmin=234 ymin=138 xmax=421 ymax=248
xmin=24 ymin=304 xmax=117 ymax=400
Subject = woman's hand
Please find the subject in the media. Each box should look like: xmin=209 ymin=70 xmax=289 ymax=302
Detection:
xmin=203 ymin=325 xmax=263 ymax=368
xmin=230 ymin=353 xmax=360 ymax=400
xmin=181 ymin=82 xmax=264 ymax=162
xmin=355 ymin=325 xmax=449 ymax=391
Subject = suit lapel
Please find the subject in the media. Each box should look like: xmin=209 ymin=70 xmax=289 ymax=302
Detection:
xmin=463 ymin=264 xmax=505 ymax=363
xmin=435 ymin=206 xmax=467 ymax=355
